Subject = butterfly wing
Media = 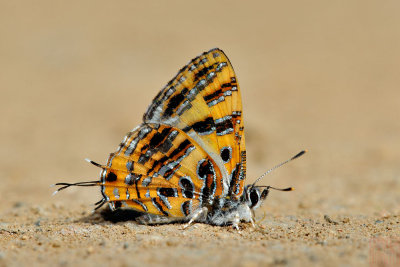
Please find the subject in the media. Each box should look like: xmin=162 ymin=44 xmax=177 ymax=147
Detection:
xmin=101 ymin=48 xmax=246 ymax=218
xmin=101 ymin=123 xmax=224 ymax=217
xmin=144 ymin=48 xmax=246 ymax=198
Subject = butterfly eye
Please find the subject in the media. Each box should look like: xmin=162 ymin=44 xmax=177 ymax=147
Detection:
xmin=249 ymin=188 xmax=260 ymax=208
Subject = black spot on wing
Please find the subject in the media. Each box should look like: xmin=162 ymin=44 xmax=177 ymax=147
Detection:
xmin=197 ymin=159 xmax=214 ymax=180
xmin=183 ymin=117 xmax=215 ymax=135
xmin=158 ymin=188 xmax=176 ymax=198
xmin=154 ymin=129 xmax=179 ymax=155
xmin=220 ymin=147 xmax=232 ymax=163
xmin=181 ymin=201 xmax=191 ymax=216
xmin=163 ymin=88 xmax=188 ymax=118
xmin=106 ymin=172 xmax=117 ymax=182
xmin=203 ymin=89 xmax=222 ymax=102
xmin=215 ymin=117 xmax=234 ymax=136
xmin=149 ymin=127 xmax=171 ymax=148
xmin=194 ymin=65 xmax=214 ymax=80
xmin=203 ymin=82 xmax=232 ymax=103
xmin=179 ymin=177 xmax=194 ymax=199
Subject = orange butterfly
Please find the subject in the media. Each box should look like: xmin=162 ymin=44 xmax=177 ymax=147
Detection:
xmin=55 ymin=48 xmax=305 ymax=229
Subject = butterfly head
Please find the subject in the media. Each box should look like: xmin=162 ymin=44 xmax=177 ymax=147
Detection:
xmin=242 ymin=150 xmax=306 ymax=210
xmin=243 ymin=185 xmax=264 ymax=210
xmin=243 ymin=185 xmax=293 ymax=210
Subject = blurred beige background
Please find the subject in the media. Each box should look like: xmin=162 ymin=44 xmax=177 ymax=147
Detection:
xmin=0 ymin=1 xmax=399 ymax=265
xmin=1 ymin=0 xmax=399 ymax=213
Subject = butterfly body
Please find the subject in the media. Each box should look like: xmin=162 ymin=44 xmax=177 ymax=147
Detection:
xmin=56 ymin=48 xmax=281 ymax=227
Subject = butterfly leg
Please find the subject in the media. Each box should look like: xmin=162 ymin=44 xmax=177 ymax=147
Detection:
xmin=232 ymin=211 xmax=241 ymax=232
xmin=249 ymin=206 xmax=256 ymax=228
xmin=249 ymin=217 xmax=256 ymax=228
xmin=182 ymin=207 xmax=208 ymax=229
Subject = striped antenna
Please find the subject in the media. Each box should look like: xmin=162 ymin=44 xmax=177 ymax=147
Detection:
xmin=51 ymin=180 xmax=100 ymax=195
xmin=85 ymin=158 xmax=107 ymax=169
xmin=250 ymin=150 xmax=307 ymax=188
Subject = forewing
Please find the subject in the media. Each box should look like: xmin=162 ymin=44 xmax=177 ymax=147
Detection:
xmin=144 ymin=48 xmax=246 ymax=197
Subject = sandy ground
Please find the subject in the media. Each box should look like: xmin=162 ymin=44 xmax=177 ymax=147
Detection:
xmin=1 ymin=1 xmax=400 ymax=266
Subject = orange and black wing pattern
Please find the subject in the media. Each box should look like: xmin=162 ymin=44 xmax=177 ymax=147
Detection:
xmin=101 ymin=123 xmax=223 ymax=217
xmin=144 ymin=48 xmax=246 ymax=197
xmin=100 ymin=48 xmax=246 ymax=217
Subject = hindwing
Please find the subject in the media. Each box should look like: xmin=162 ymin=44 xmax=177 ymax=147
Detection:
xmin=101 ymin=123 xmax=224 ymax=217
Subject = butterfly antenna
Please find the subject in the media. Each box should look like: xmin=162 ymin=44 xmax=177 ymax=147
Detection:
xmin=51 ymin=181 xmax=100 ymax=196
xmin=85 ymin=158 xmax=107 ymax=169
xmin=51 ymin=159 xmax=106 ymax=195
xmin=256 ymin=185 xmax=294 ymax=191
xmin=250 ymin=150 xmax=307 ymax=188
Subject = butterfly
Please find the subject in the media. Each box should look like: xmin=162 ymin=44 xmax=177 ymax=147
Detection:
xmin=55 ymin=48 xmax=305 ymax=229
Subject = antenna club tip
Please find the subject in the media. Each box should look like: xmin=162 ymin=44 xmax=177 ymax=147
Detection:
xmin=290 ymin=187 xmax=295 ymax=191
xmin=52 ymin=190 xmax=59 ymax=196
xmin=85 ymin=159 xmax=104 ymax=168
xmin=292 ymin=150 xmax=307 ymax=160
